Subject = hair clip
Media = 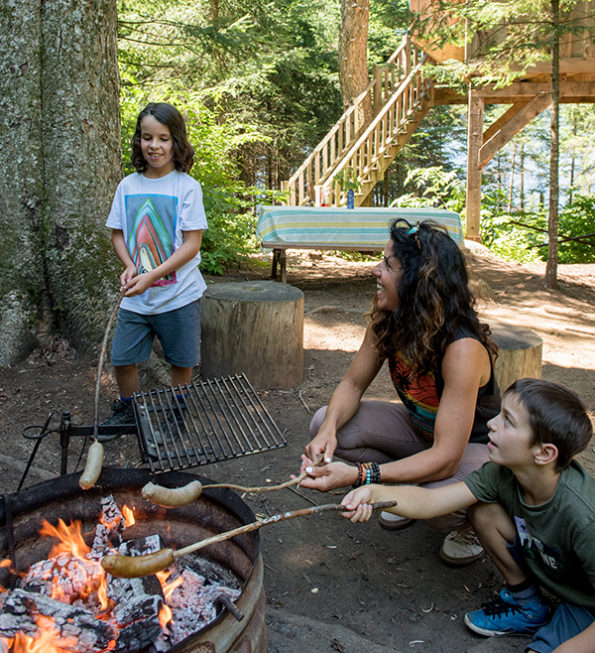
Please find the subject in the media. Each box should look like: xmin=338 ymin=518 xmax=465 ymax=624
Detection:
xmin=407 ymin=225 xmax=419 ymax=235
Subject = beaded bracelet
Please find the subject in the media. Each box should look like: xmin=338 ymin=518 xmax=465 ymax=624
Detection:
xmin=353 ymin=462 xmax=364 ymax=488
xmin=353 ymin=461 xmax=381 ymax=487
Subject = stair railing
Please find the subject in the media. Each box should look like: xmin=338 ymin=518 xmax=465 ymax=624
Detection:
xmin=326 ymin=45 xmax=434 ymax=207
xmin=283 ymin=35 xmax=426 ymax=206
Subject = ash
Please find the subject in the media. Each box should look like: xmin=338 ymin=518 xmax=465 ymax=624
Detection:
xmin=0 ymin=495 xmax=241 ymax=652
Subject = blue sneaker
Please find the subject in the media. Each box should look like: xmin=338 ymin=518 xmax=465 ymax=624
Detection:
xmin=464 ymin=589 xmax=551 ymax=637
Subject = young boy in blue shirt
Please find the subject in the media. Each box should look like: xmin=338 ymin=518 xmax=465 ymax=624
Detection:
xmin=340 ymin=378 xmax=594 ymax=652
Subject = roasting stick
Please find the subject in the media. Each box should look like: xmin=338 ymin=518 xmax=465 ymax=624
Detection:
xmin=101 ymin=500 xmax=397 ymax=578
xmin=79 ymin=290 xmax=125 ymax=490
xmin=142 ymin=454 xmax=325 ymax=507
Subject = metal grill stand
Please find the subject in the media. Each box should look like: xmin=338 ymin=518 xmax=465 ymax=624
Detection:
xmin=17 ymin=374 xmax=287 ymax=489
xmin=134 ymin=373 xmax=287 ymax=473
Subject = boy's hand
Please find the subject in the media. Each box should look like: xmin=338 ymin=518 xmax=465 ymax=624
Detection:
xmin=123 ymin=272 xmax=154 ymax=297
xmin=120 ymin=264 xmax=137 ymax=290
xmin=340 ymin=486 xmax=375 ymax=523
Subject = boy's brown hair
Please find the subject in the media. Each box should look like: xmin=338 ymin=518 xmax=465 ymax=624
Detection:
xmin=131 ymin=102 xmax=195 ymax=174
xmin=506 ymin=378 xmax=593 ymax=470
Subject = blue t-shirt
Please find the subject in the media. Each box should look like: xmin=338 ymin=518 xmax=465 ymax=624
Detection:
xmin=106 ymin=170 xmax=207 ymax=314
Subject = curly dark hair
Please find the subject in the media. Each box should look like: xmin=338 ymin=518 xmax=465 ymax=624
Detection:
xmin=131 ymin=102 xmax=195 ymax=173
xmin=370 ymin=219 xmax=496 ymax=375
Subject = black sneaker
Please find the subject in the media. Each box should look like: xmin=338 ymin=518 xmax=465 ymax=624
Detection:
xmin=102 ymin=399 xmax=135 ymax=426
xmin=137 ymin=405 xmax=183 ymax=461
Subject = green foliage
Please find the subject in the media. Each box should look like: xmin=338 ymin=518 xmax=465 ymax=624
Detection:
xmin=482 ymin=194 xmax=595 ymax=265
xmin=557 ymin=194 xmax=595 ymax=263
xmin=390 ymin=166 xmax=466 ymax=213
xmin=336 ymin=168 xmax=361 ymax=192
xmin=481 ymin=213 xmax=544 ymax=264
xmin=386 ymin=164 xmax=594 ymax=265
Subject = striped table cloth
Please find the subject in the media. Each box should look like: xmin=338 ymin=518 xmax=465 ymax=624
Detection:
xmin=256 ymin=206 xmax=464 ymax=249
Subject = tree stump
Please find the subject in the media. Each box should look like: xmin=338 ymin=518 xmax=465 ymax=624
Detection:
xmin=201 ymin=281 xmax=304 ymax=389
xmin=491 ymin=322 xmax=543 ymax=393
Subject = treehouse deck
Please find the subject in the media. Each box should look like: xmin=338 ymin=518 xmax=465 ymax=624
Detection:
xmin=281 ymin=1 xmax=595 ymax=241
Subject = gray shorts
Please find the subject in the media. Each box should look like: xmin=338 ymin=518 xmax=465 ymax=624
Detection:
xmin=111 ymin=300 xmax=201 ymax=368
xmin=310 ymin=400 xmax=490 ymax=530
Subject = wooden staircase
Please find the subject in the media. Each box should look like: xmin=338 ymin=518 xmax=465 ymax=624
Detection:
xmin=282 ymin=36 xmax=435 ymax=207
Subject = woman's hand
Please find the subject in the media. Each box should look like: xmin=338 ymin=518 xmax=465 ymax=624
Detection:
xmin=299 ymin=460 xmax=358 ymax=492
xmin=304 ymin=426 xmax=337 ymax=465
xmin=340 ymin=486 xmax=375 ymax=523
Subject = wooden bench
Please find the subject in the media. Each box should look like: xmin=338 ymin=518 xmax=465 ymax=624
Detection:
xmin=256 ymin=206 xmax=465 ymax=283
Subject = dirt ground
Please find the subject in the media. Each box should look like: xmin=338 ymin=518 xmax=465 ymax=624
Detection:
xmin=0 ymin=244 xmax=594 ymax=652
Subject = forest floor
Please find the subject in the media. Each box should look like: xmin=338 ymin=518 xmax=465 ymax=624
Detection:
xmin=0 ymin=243 xmax=594 ymax=652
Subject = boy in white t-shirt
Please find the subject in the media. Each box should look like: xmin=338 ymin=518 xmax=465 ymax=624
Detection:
xmin=104 ymin=102 xmax=207 ymax=424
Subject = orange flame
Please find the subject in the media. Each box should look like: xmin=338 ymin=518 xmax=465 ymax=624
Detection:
xmin=121 ymin=505 xmax=135 ymax=527
xmin=3 ymin=615 xmax=74 ymax=653
xmin=158 ymin=603 xmax=173 ymax=631
xmin=156 ymin=569 xmax=184 ymax=603
xmin=39 ymin=519 xmax=90 ymax=560
xmin=3 ymin=504 xmax=182 ymax=651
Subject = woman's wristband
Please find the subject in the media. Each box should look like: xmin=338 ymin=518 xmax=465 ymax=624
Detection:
xmin=352 ymin=461 xmax=381 ymax=488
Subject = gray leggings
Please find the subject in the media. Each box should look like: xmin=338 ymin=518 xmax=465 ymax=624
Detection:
xmin=309 ymin=400 xmax=489 ymax=531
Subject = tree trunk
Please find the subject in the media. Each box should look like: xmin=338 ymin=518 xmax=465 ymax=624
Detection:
xmin=519 ymin=143 xmax=525 ymax=212
xmin=0 ymin=0 xmax=122 ymax=364
xmin=507 ymin=141 xmax=516 ymax=214
xmin=0 ymin=0 xmax=46 ymax=363
xmin=545 ymin=0 xmax=560 ymax=288
xmin=338 ymin=0 xmax=372 ymax=123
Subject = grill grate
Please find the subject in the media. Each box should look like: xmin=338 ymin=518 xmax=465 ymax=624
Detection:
xmin=133 ymin=373 xmax=287 ymax=473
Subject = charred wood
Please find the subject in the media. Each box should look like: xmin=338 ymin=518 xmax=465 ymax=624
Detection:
xmin=0 ymin=588 xmax=115 ymax=652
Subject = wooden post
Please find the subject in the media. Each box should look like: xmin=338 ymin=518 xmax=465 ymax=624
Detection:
xmin=201 ymin=281 xmax=304 ymax=389
xmin=491 ymin=323 xmax=543 ymax=393
xmin=466 ymin=89 xmax=484 ymax=242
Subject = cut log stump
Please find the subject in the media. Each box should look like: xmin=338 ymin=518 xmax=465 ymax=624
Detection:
xmin=201 ymin=281 xmax=304 ymax=389
xmin=491 ymin=322 xmax=543 ymax=393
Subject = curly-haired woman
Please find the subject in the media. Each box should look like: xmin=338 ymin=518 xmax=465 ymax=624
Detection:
xmin=300 ymin=219 xmax=500 ymax=565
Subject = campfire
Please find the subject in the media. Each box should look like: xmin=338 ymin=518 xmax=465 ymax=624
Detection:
xmin=0 ymin=494 xmax=241 ymax=652
xmin=0 ymin=468 xmax=267 ymax=653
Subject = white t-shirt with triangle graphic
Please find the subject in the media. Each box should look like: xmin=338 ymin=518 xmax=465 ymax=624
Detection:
xmin=106 ymin=170 xmax=207 ymax=315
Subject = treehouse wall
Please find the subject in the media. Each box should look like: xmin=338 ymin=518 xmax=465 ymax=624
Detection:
xmin=409 ymin=0 xmax=595 ymax=66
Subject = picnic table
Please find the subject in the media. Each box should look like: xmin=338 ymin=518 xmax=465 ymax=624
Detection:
xmin=256 ymin=205 xmax=464 ymax=282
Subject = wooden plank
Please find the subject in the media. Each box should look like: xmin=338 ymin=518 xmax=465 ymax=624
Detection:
xmin=477 ymin=80 xmax=595 ymax=100
xmin=466 ymin=91 xmax=484 ymax=241
xmin=434 ymin=81 xmax=595 ymax=105
xmin=482 ymin=100 xmax=532 ymax=142
xmin=479 ymin=93 xmax=551 ymax=168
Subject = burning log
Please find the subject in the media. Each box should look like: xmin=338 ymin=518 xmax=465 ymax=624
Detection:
xmin=112 ymin=594 xmax=163 ymax=652
xmin=21 ymin=552 xmax=104 ymax=606
xmin=0 ymin=588 xmax=116 ymax=652
xmin=153 ymin=564 xmax=240 ymax=649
